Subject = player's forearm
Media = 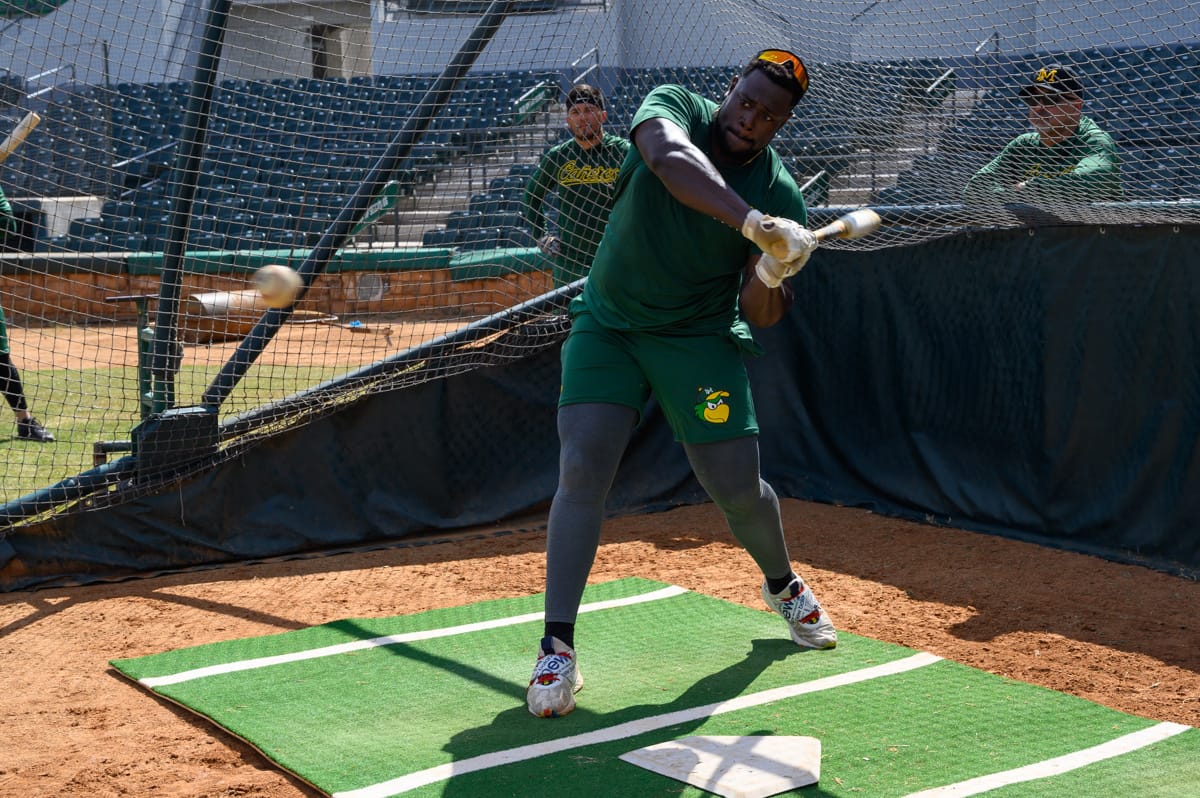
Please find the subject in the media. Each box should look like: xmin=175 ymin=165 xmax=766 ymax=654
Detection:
xmin=740 ymin=259 xmax=793 ymax=328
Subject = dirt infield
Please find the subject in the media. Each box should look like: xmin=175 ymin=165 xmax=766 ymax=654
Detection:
xmin=1 ymin=500 xmax=1196 ymax=797
xmin=10 ymin=316 xmax=465 ymax=372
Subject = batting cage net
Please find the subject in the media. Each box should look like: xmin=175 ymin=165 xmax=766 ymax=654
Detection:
xmin=0 ymin=0 xmax=1196 ymax=525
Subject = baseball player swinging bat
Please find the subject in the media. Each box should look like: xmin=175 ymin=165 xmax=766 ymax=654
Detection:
xmin=0 ymin=111 xmax=41 ymax=164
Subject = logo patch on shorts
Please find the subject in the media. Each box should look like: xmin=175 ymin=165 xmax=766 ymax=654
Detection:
xmin=694 ymin=387 xmax=731 ymax=424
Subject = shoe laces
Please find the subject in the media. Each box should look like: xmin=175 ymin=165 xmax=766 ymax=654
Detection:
xmin=775 ymin=582 xmax=822 ymax=626
xmin=531 ymin=640 xmax=574 ymax=684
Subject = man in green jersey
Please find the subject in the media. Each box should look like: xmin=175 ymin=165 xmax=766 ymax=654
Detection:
xmin=527 ymin=49 xmax=835 ymax=719
xmin=0 ymin=184 xmax=53 ymax=442
xmin=964 ymin=64 xmax=1123 ymax=204
xmin=522 ymin=84 xmax=630 ymax=286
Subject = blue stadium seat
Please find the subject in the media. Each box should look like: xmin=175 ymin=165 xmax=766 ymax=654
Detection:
xmin=489 ymin=175 xmax=528 ymax=192
xmin=110 ymin=233 xmax=149 ymax=252
xmin=226 ymin=227 xmax=270 ymax=251
xmin=445 ymin=210 xmax=484 ymax=231
xmin=265 ymin=229 xmax=309 ymax=248
xmin=295 ymin=211 xmax=336 ymax=235
xmin=498 ymin=226 xmax=537 ymax=248
xmin=489 ymin=212 xmax=528 ymax=231
xmin=187 ymin=231 xmax=224 ymax=251
xmin=422 ymin=228 xmax=458 ymax=247
xmin=67 ymin=217 xmax=107 ymax=239
xmin=37 ymin=235 xmax=72 ymax=252
xmin=213 ymin=212 xmax=256 ymax=238
xmin=105 ymin=217 xmax=143 ymax=236
xmin=457 ymin=227 xmax=500 ymax=250
xmin=70 ymin=233 xmax=113 ymax=253
xmin=101 ymin=200 xmax=137 ymax=218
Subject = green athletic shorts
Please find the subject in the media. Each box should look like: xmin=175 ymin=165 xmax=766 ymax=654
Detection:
xmin=0 ymin=303 xmax=7 ymax=355
xmin=559 ymin=310 xmax=758 ymax=444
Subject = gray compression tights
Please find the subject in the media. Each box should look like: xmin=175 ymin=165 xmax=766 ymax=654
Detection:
xmin=544 ymin=402 xmax=793 ymax=625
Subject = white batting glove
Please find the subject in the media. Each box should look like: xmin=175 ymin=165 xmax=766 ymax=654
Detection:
xmin=742 ymin=209 xmax=818 ymax=263
xmin=537 ymin=234 xmax=561 ymax=257
xmin=754 ymin=251 xmax=810 ymax=289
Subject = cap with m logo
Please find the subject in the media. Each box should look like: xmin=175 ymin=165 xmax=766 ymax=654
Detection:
xmin=1020 ymin=63 xmax=1084 ymax=99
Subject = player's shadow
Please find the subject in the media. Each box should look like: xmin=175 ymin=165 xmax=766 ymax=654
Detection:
xmin=438 ymin=637 xmax=827 ymax=796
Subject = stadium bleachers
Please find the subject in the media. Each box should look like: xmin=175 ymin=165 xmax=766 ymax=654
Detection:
xmin=421 ymin=162 xmax=539 ymax=249
xmin=4 ymin=69 xmax=557 ymax=253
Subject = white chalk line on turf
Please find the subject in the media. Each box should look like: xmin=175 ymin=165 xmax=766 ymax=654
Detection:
xmin=902 ymin=721 xmax=1193 ymax=797
xmin=331 ymin=651 xmax=944 ymax=798
xmin=140 ymin=584 xmax=688 ymax=688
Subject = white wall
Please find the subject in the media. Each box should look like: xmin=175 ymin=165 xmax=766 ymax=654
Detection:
xmin=0 ymin=0 xmax=1195 ymax=88
xmin=222 ymin=1 xmax=372 ymax=82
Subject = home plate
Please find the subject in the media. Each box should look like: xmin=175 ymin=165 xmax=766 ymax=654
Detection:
xmin=619 ymin=735 xmax=821 ymax=797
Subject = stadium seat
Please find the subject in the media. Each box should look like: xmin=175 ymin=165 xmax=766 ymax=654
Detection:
xmin=422 ymin=228 xmax=458 ymax=247
xmin=296 ymin=211 xmax=336 ymax=235
xmin=105 ymin=217 xmax=143 ymax=236
xmin=265 ymin=228 xmax=308 ymax=248
xmin=187 ymin=231 xmax=225 ymax=251
xmin=457 ymin=227 xmax=500 ymax=250
xmin=101 ymin=200 xmax=137 ymax=218
xmin=37 ymin=234 xmax=72 ymax=252
xmin=67 ymin=217 xmax=107 ymax=240
xmin=498 ymin=226 xmax=537 ymax=248
xmin=489 ymin=175 xmax=528 ymax=192
xmin=445 ymin=209 xmax=485 ymax=231
xmin=226 ymin=227 xmax=270 ymax=251
xmin=110 ymin=233 xmax=149 ymax=252
xmin=489 ymin=212 xmax=528 ymax=231
xmin=213 ymin=212 xmax=256 ymax=238
xmin=70 ymin=233 xmax=113 ymax=253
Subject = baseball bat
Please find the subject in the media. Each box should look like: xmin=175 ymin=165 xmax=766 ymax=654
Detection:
xmin=0 ymin=111 xmax=41 ymax=164
xmin=812 ymin=208 xmax=882 ymax=243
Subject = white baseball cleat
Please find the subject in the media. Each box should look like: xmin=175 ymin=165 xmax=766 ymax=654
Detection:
xmin=762 ymin=578 xmax=838 ymax=650
xmin=527 ymin=635 xmax=583 ymax=718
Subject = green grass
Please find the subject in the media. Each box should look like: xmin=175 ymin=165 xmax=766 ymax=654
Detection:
xmin=0 ymin=362 xmax=348 ymax=505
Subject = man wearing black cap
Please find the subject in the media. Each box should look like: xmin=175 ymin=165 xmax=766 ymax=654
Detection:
xmin=522 ymin=84 xmax=630 ymax=287
xmin=964 ymin=63 xmax=1123 ymax=204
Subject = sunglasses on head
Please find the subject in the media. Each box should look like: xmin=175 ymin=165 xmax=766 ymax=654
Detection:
xmin=756 ymin=49 xmax=809 ymax=98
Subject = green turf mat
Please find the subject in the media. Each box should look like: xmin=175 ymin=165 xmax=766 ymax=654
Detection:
xmin=111 ymin=578 xmax=1197 ymax=797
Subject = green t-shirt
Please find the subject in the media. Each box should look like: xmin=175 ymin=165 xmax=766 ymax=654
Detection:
xmin=522 ymin=132 xmax=630 ymax=286
xmin=963 ymin=115 xmax=1124 ymax=204
xmin=579 ymin=84 xmax=807 ymax=336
